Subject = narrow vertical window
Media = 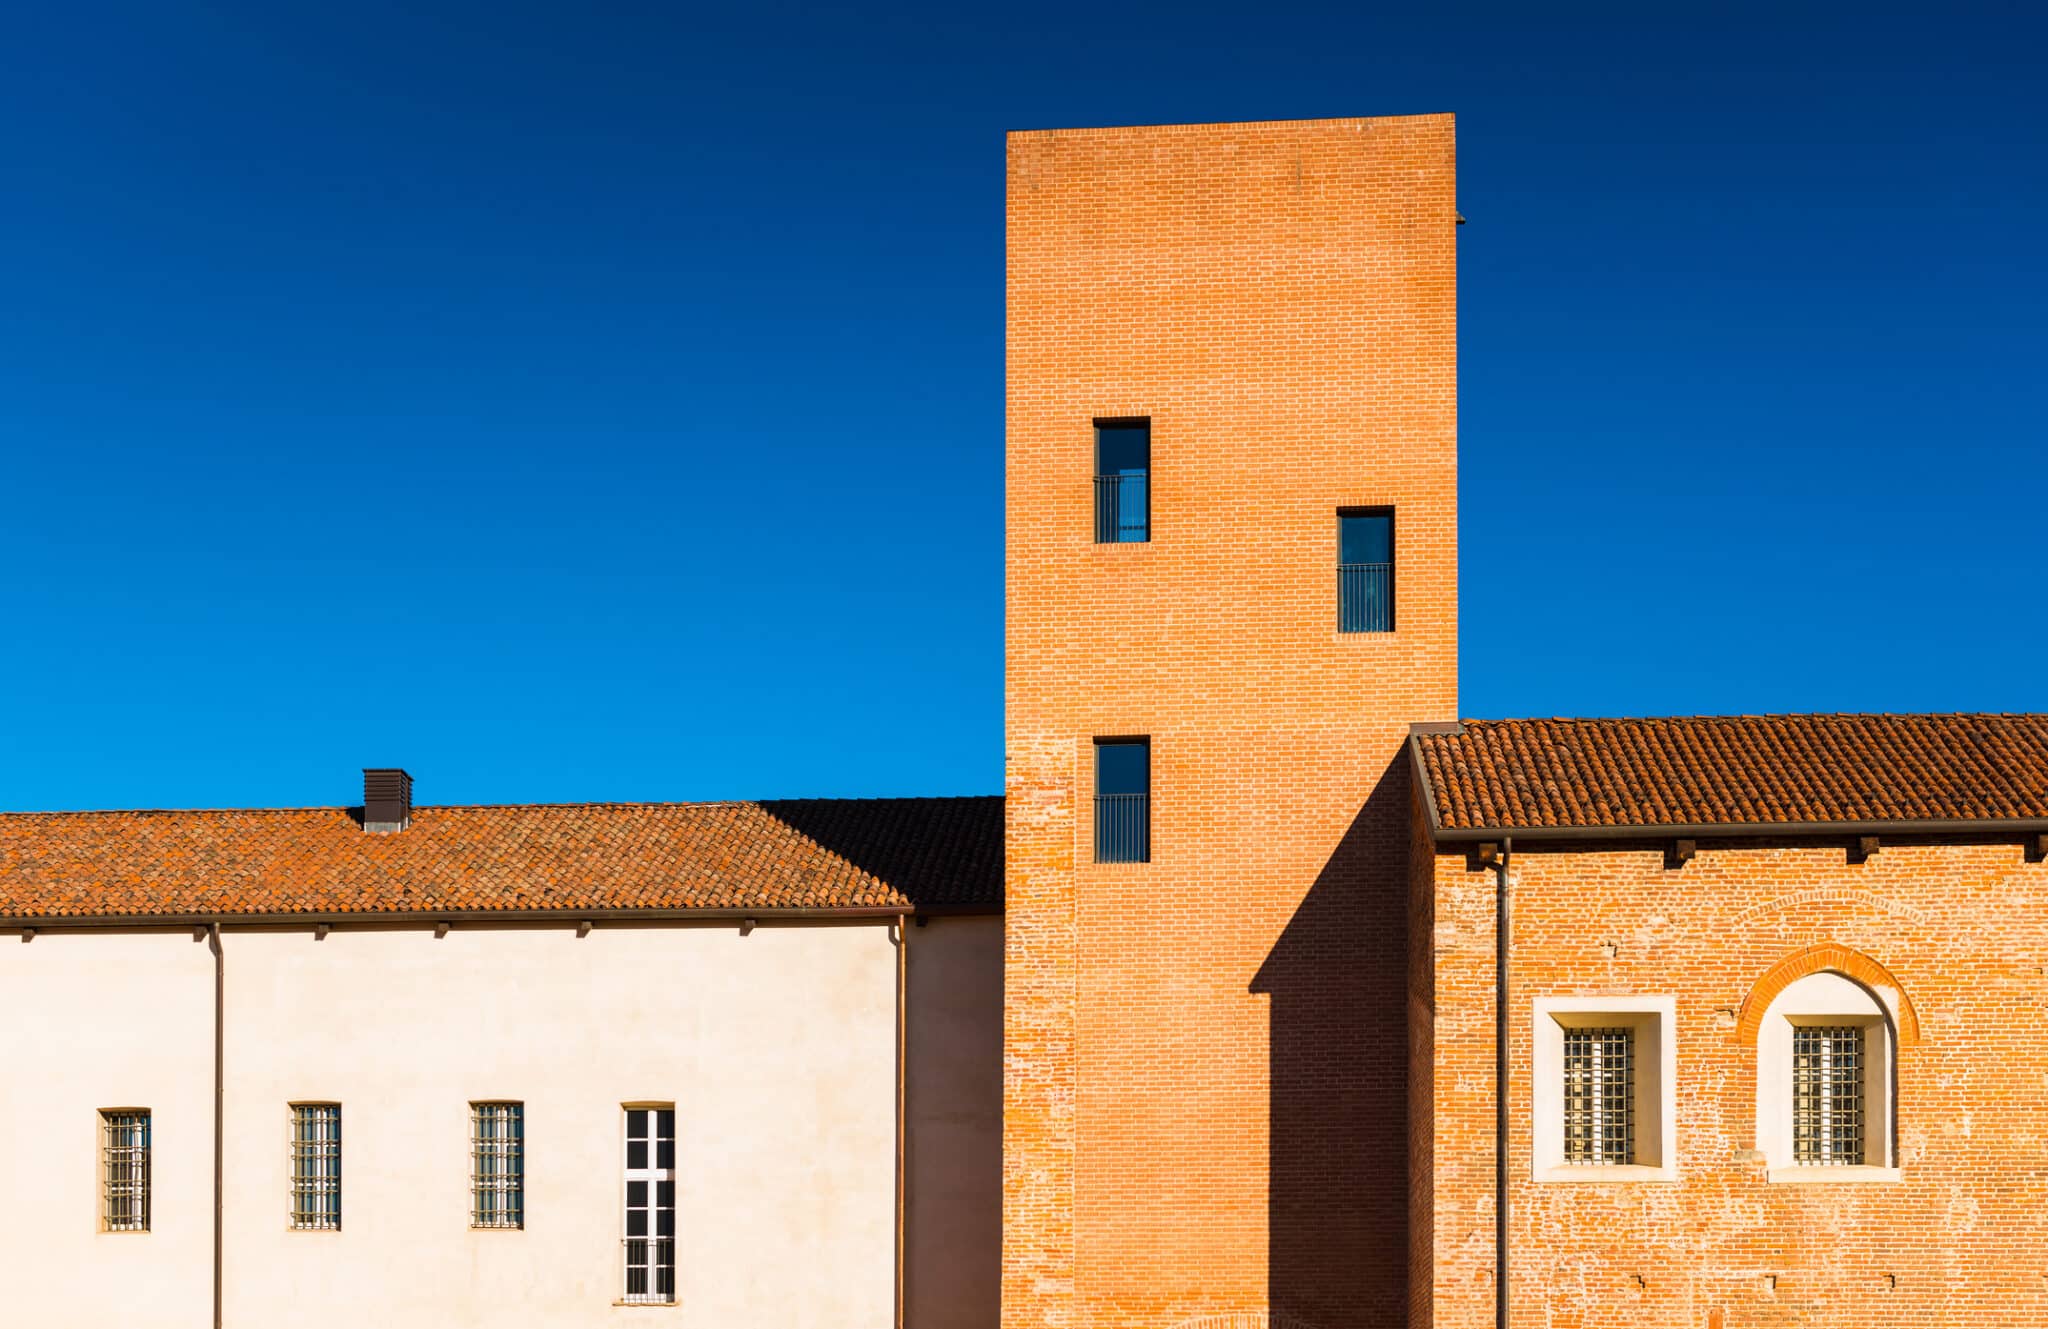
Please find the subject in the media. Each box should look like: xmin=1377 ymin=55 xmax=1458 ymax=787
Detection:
xmin=1561 ymin=1027 xmax=1634 ymax=1164
xmin=471 ymin=1102 xmax=524 ymax=1229
xmin=290 ymin=1104 xmax=342 ymax=1231
xmin=1094 ymin=419 xmax=1150 ymax=543
xmin=1338 ymin=508 xmax=1395 ymax=632
xmin=1093 ymin=738 xmax=1150 ymax=864
xmin=1793 ymin=1025 xmax=1866 ymax=1165
xmin=102 ymin=1110 xmax=151 ymax=1232
xmin=622 ymin=1106 xmax=676 ymax=1304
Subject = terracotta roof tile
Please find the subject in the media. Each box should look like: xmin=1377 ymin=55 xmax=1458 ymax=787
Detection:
xmin=0 ymin=796 xmax=1003 ymax=920
xmin=1416 ymin=714 xmax=2048 ymax=834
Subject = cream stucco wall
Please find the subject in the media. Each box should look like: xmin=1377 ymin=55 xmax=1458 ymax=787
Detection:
xmin=222 ymin=921 xmax=897 ymax=1328
xmin=0 ymin=930 xmax=215 ymax=1329
xmin=2 ymin=915 xmax=1004 ymax=1329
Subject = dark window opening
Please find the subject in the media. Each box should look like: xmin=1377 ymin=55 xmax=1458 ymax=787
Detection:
xmin=1338 ymin=509 xmax=1394 ymax=633
xmin=1093 ymin=737 xmax=1150 ymax=863
xmin=1094 ymin=420 xmax=1150 ymax=543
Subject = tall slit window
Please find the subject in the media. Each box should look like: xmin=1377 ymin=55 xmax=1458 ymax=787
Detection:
xmin=1093 ymin=737 xmax=1150 ymax=864
xmin=1338 ymin=509 xmax=1395 ymax=633
xmin=1793 ymin=1025 xmax=1866 ymax=1165
xmin=1094 ymin=420 xmax=1150 ymax=543
xmin=1561 ymin=1027 xmax=1634 ymax=1165
xmin=290 ymin=1104 xmax=342 ymax=1230
xmin=471 ymin=1102 xmax=524 ymax=1229
xmin=622 ymin=1107 xmax=676 ymax=1305
xmin=102 ymin=1110 xmax=151 ymax=1232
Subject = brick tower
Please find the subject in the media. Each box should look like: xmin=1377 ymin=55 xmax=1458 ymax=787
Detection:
xmin=1002 ymin=116 xmax=1459 ymax=1329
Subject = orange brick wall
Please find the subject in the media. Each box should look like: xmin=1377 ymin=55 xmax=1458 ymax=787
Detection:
xmin=1424 ymin=836 xmax=2048 ymax=1328
xmin=1004 ymin=116 xmax=1459 ymax=1329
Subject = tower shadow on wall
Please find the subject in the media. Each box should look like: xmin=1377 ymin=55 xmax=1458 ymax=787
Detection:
xmin=1250 ymin=750 xmax=1410 ymax=1329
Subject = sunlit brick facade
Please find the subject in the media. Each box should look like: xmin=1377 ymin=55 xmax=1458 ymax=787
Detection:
xmin=1001 ymin=117 xmax=2048 ymax=1329
xmin=1003 ymin=115 xmax=1459 ymax=1329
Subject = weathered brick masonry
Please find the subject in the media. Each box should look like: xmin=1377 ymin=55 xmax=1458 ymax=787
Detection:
xmin=1003 ymin=116 xmax=1458 ymax=1329
xmin=1422 ymin=835 xmax=2048 ymax=1329
xmin=1003 ymin=115 xmax=2048 ymax=1329
xmin=1411 ymin=716 xmax=2048 ymax=1328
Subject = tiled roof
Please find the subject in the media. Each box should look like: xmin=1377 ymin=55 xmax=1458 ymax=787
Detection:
xmin=0 ymin=796 xmax=1003 ymax=921
xmin=1415 ymin=714 xmax=2048 ymax=836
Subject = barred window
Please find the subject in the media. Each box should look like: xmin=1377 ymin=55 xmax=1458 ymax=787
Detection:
xmin=1793 ymin=1025 xmax=1865 ymax=1165
xmin=290 ymin=1104 xmax=342 ymax=1230
xmin=1562 ymin=1027 xmax=1634 ymax=1164
xmin=622 ymin=1106 xmax=676 ymax=1305
xmin=102 ymin=1110 xmax=151 ymax=1232
xmin=471 ymin=1102 xmax=524 ymax=1229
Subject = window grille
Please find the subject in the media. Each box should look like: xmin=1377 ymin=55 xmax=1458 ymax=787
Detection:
xmin=471 ymin=1102 xmax=524 ymax=1229
xmin=1338 ymin=509 xmax=1395 ymax=633
xmin=1793 ymin=1025 xmax=1866 ymax=1165
xmin=1562 ymin=1027 xmax=1634 ymax=1164
xmin=1093 ymin=737 xmax=1151 ymax=864
xmin=622 ymin=1107 xmax=676 ymax=1304
xmin=290 ymin=1104 xmax=342 ymax=1230
xmin=1093 ymin=420 xmax=1151 ymax=543
xmin=102 ymin=1110 xmax=151 ymax=1232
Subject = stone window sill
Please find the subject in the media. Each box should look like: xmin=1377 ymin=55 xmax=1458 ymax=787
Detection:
xmin=1768 ymin=1165 xmax=1902 ymax=1184
xmin=1534 ymin=1164 xmax=1677 ymax=1184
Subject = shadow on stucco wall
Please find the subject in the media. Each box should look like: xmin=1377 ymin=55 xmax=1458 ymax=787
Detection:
xmin=1250 ymin=750 xmax=1411 ymax=1329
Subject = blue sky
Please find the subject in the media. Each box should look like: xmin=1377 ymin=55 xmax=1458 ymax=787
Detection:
xmin=2 ymin=2 xmax=2042 ymax=810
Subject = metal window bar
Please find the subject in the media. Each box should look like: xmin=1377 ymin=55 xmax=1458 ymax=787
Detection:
xmin=1338 ymin=562 xmax=1394 ymax=633
xmin=1093 ymin=473 xmax=1149 ymax=543
xmin=622 ymin=1237 xmax=677 ymax=1305
xmin=622 ymin=1107 xmax=676 ymax=1304
xmin=1093 ymin=793 xmax=1150 ymax=864
xmin=102 ymin=1110 xmax=151 ymax=1232
xmin=1561 ymin=1027 xmax=1635 ymax=1165
xmin=290 ymin=1104 xmax=342 ymax=1230
xmin=1793 ymin=1025 xmax=1866 ymax=1165
xmin=471 ymin=1102 xmax=524 ymax=1229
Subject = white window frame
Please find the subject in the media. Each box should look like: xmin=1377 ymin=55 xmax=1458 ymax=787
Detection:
xmin=1756 ymin=971 xmax=1901 ymax=1184
xmin=620 ymin=1104 xmax=676 ymax=1305
xmin=1532 ymin=995 xmax=1677 ymax=1182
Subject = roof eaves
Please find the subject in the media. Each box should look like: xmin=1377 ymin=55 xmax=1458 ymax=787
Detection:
xmin=1426 ymin=814 xmax=2048 ymax=845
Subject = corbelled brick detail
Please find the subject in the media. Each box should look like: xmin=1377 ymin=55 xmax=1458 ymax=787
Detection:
xmin=1004 ymin=116 xmax=1459 ymax=1329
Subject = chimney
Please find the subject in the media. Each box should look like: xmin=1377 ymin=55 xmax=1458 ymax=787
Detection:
xmin=362 ymin=768 xmax=413 ymax=833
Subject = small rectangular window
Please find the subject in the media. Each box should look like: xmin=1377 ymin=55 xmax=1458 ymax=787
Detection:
xmin=622 ymin=1106 xmax=676 ymax=1304
xmin=1561 ymin=1027 xmax=1634 ymax=1165
xmin=1093 ymin=738 xmax=1150 ymax=864
xmin=471 ymin=1102 xmax=524 ymax=1229
xmin=1094 ymin=420 xmax=1150 ymax=543
xmin=1792 ymin=1025 xmax=1865 ymax=1165
xmin=1338 ymin=509 xmax=1394 ymax=633
xmin=102 ymin=1110 xmax=151 ymax=1232
xmin=290 ymin=1104 xmax=342 ymax=1231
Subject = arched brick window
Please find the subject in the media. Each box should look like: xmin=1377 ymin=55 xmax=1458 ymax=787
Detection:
xmin=1741 ymin=946 xmax=1919 ymax=1182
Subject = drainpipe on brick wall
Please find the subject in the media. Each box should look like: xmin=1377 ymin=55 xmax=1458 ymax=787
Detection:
xmin=1492 ymin=838 xmax=1512 ymax=1329
xmin=208 ymin=923 xmax=224 ymax=1329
